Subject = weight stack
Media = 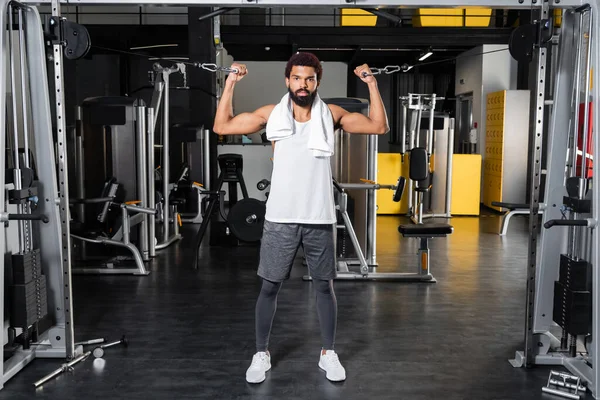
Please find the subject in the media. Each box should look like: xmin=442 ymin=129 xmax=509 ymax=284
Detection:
xmin=552 ymin=254 xmax=592 ymax=336
xmin=8 ymin=249 xmax=48 ymax=328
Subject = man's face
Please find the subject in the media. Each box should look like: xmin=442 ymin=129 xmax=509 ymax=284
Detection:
xmin=286 ymin=65 xmax=319 ymax=107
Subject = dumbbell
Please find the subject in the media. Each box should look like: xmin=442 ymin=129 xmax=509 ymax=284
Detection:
xmin=92 ymin=335 xmax=128 ymax=358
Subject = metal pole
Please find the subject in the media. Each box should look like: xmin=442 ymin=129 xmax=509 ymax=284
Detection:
xmin=122 ymin=207 xmax=130 ymax=244
xmin=415 ymin=108 xmax=423 ymax=147
xmin=75 ymin=107 xmax=85 ymax=224
xmin=524 ymin=1 xmax=550 ymax=368
xmin=162 ymin=71 xmax=170 ymax=242
xmin=340 ymin=192 xmax=369 ymax=276
xmin=445 ymin=118 xmax=455 ymax=216
xmin=0 ymin=0 xmax=7 ymax=378
xmin=136 ymin=105 xmax=149 ymax=260
xmin=407 ymin=109 xmax=416 ymax=214
xmin=570 ymin=12 xmax=584 ymax=178
xmin=418 ymin=192 xmax=424 ymax=224
xmin=8 ymin=6 xmax=24 ymax=253
xmin=18 ymin=7 xmax=29 ymax=169
xmin=203 ymin=128 xmax=211 ymax=190
xmin=427 ymin=94 xmax=436 ymax=155
xmin=75 ymin=107 xmax=86 ymax=258
xmin=366 ymin=134 xmax=377 ymax=266
xmin=581 ymin=9 xmax=593 ymax=186
xmin=17 ymin=6 xmax=33 ymax=253
xmin=400 ymin=103 xmax=407 ymax=156
xmin=147 ymin=108 xmax=156 ymax=257
xmin=51 ymin=0 xmax=76 ymax=361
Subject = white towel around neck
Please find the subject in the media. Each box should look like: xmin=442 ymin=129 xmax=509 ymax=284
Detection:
xmin=266 ymin=92 xmax=334 ymax=158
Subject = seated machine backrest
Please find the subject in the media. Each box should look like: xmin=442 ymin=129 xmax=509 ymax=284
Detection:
xmin=218 ymin=154 xmax=244 ymax=181
xmin=97 ymin=178 xmax=123 ymax=225
xmin=409 ymin=148 xmax=430 ymax=191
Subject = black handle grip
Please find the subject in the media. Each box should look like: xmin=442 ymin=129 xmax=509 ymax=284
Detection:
xmin=544 ymin=219 xmax=588 ymax=229
xmin=8 ymin=213 xmax=49 ymax=223
xmin=332 ymin=179 xmax=343 ymax=193
xmin=69 ymin=197 xmax=114 ymax=204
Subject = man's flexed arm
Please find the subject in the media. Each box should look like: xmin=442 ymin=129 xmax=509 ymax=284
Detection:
xmin=213 ymin=63 xmax=274 ymax=135
xmin=330 ymin=64 xmax=389 ymax=135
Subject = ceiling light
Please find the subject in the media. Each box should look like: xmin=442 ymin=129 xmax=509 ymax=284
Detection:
xmin=418 ymin=51 xmax=433 ymax=61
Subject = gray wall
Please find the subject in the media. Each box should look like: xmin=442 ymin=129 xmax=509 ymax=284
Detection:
xmin=233 ymin=61 xmax=348 ymax=109
xmin=455 ymin=44 xmax=518 ymax=157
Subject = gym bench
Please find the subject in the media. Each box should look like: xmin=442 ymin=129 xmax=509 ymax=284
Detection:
xmin=397 ymin=223 xmax=453 ymax=282
xmin=491 ymin=201 xmax=545 ymax=236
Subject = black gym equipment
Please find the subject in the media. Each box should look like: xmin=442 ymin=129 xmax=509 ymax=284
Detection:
xmin=193 ymin=155 xmax=267 ymax=268
xmin=209 ymin=154 xmax=263 ymax=247
xmin=398 ymin=147 xmax=453 ymax=282
xmin=44 ymin=17 xmax=91 ymax=60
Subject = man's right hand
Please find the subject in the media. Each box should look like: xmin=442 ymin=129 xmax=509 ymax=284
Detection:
xmin=227 ymin=63 xmax=248 ymax=83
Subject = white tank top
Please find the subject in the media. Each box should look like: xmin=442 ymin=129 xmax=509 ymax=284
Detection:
xmin=265 ymin=120 xmax=336 ymax=224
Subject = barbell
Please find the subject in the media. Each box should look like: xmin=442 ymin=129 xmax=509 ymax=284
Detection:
xmin=334 ymin=176 xmax=405 ymax=203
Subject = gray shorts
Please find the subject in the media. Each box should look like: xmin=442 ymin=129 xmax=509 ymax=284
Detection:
xmin=257 ymin=220 xmax=336 ymax=282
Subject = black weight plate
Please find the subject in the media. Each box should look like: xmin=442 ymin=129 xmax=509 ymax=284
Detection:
xmin=227 ymin=198 xmax=266 ymax=242
xmin=509 ymin=24 xmax=537 ymax=62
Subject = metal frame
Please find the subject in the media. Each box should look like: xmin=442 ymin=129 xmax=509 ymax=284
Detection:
xmin=150 ymin=63 xmax=183 ymax=250
xmin=400 ymin=94 xmax=454 ymax=223
xmin=70 ymin=104 xmax=155 ymax=275
xmin=509 ymin=3 xmax=600 ymax=400
xmin=19 ymin=0 xmax=585 ymax=7
xmin=315 ymin=185 xmax=437 ymax=282
xmin=70 ymin=203 xmax=155 ymax=275
xmin=1 ymin=0 xmax=82 ymax=390
xmin=2 ymin=0 xmax=596 ymax=394
xmin=498 ymin=205 xmax=545 ymax=236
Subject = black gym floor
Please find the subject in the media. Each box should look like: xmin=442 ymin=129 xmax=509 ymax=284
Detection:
xmin=0 ymin=214 xmax=592 ymax=399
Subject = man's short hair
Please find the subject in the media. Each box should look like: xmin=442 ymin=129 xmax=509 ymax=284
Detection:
xmin=285 ymin=52 xmax=323 ymax=82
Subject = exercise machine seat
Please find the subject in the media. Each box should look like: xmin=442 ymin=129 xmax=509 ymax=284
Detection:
xmin=491 ymin=201 xmax=530 ymax=210
xmin=398 ymin=223 xmax=453 ymax=237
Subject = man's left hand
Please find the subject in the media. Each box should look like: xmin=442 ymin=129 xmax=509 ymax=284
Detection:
xmin=354 ymin=64 xmax=375 ymax=84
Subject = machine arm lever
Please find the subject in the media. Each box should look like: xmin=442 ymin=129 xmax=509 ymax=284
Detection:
xmin=544 ymin=219 xmax=589 ymax=229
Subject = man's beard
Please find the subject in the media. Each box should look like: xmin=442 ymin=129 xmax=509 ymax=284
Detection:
xmin=289 ymin=87 xmax=316 ymax=107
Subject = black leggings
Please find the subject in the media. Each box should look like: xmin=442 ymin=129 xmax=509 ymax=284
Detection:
xmin=255 ymin=278 xmax=337 ymax=352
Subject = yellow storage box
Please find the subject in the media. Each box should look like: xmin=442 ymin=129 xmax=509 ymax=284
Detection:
xmin=340 ymin=9 xmax=377 ymax=27
xmin=413 ymin=8 xmax=492 ymax=27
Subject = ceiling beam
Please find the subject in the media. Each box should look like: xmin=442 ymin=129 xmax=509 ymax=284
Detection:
xmin=220 ymin=25 xmax=514 ymax=48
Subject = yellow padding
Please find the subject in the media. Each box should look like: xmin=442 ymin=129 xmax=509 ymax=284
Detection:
xmin=451 ymin=154 xmax=482 ymax=216
xmin=125 ymin=200 xmax=141 ymax=205
xmin=177 ymin=213 xmax=182 ymax=227
xmin=421 ymin=252 xmax=428 ymax=270
xmin=413 ymin=8 xmax=492 ymax=27
xmin=554 ymin=9 xmax=562 ymax=27
xmin=376 ymin=153 xmax=410 ymax=215
xmin=341 ymin=9 xmax=377 ymax=27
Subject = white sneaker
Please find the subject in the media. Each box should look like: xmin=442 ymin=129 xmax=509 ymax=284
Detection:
xmin=246 ymin=352 xmax=271 ymax=383
xmin=318 ymin=350 xmax=346 ymax=382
